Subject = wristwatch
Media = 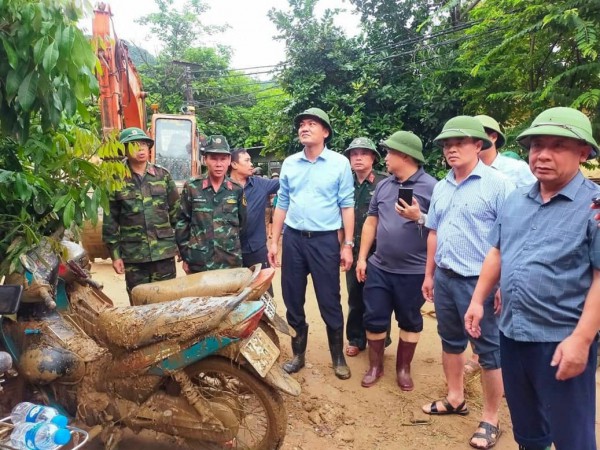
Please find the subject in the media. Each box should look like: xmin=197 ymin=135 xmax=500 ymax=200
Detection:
xmin=343 ymin=241 xmax=355 ymax=248
xmin=417 ymin=213 xmax=427 ymax=226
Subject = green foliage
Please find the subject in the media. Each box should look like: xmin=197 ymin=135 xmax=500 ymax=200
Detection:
xmin=0 ymin=0 xmax=119 ymax=273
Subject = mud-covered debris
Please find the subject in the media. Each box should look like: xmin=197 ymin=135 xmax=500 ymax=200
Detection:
xmin=334 ymin=425 xmax=355 ymax=443
xmin=308 ymin=410 xmax=321 ymax=425
xmin=302 ymin=400 xmax=315 ymax=412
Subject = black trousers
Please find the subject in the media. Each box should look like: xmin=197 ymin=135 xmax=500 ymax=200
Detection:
xmin=242 ymin=245 xmax=273 ymax=296
xmin=345 ymin=262 xmax=367 ymax=347
xmin=281 ymin=228 xmax=343 ymax=332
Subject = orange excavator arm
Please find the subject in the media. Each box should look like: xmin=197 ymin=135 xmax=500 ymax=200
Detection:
xmin=93 ymin=3 xmax=147 ymax=136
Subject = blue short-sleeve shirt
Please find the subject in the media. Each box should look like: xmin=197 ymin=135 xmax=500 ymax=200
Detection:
xmin=426 ymin=160 xmax=514 ymax=276
xmin=489 ymin=171 xmax=600 ymax=342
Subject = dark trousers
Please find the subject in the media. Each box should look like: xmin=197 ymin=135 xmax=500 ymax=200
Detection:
xmin=345 ymin=262 xmax=367 ymax=347
xmin=500 ymin=333 xmax=597 ymax=450
xmin=124 ymin=257 xmax=176 ymax=298
xmin=281 ymin=229 xmax=343 ymax=332
xmin=242 ymin=245 xmax=273 ymax=296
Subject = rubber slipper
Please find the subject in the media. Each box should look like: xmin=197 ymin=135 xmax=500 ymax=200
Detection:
xmin=423 ymin=397 xmax=469 ymax=416
xmin=469 ymin=421 xmax=501 ymax=449
xmin=345 ymin=345 xmax=361 ymax=357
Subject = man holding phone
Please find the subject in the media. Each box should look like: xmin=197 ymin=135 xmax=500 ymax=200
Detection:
xmin=356 ymin=130 xmax=436 ymax=390
xmin=343 ymin=137 xmax=387 ymax=357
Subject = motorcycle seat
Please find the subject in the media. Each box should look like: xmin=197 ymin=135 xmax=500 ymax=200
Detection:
xmin=96 ymin=289 xmax=250 ymax=349
xmin=130 ymin=266 xmax=258 ymax=306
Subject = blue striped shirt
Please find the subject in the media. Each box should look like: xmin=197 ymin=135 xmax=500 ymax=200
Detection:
xmin=276 ymin=147 xmax=354 ymax=231
xmin=426 ymin=160 xmax=514 ymax=276
xmin=489 ymin=171 xmax=600 ymax=342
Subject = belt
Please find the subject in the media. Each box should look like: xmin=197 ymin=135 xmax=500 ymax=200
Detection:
xmin=437 ymin=266 xmax=477 ymax=279
xmin=287 ymin=227 xmax=337 ymax=238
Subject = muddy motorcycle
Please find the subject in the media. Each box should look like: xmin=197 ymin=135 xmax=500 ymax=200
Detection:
xmin=0 ymin=239 xmax=300 ymax=449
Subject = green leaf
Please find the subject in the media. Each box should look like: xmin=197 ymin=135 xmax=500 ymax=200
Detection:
xmin=33 ymin=37 xmax=48 ymax=65
xmin=6 ymin=70 xmax=20 ymax=100
xmin=42 ymin=41 xmax=59 ymax=73
xmin=17 ymin=72 xmax=39 ymax=112
xmin=1 ymin=37 xmax=18 ymax=69
xmin=58 ymin=25 xmax=75 ymax=55
xmin=63 ymin=199 xmax=75 ymax=227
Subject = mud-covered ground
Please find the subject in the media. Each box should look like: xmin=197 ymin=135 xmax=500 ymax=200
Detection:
xmin=89 ymin=258 xmax=600 ymax=450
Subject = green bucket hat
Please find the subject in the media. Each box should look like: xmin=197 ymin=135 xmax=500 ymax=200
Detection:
xmin=202 ymin=135 xmax=231 ymax=155
xmin=474 ymin=114 xmax=506 ymax=149
xmin=516 ymin=107 xmax=598 ymax=159
xmin=343 ymin=137 xmax=381 ymax=161
xmin=380 ymin=131 xmax=425 ymax=163
xmin=433 ymin=116 xmax=493 ymax=150
xmin=294 ymin=107 xmax=333 ymax=143
xmin=119 ymin=127 xmax=154 ymax=147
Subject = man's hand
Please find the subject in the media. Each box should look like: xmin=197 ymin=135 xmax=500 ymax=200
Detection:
xmin=591 ymin=202 xmax=600 ymax=225
xmin=356 ymin=259 xmax=367 ymax=282
xmin=464 ymin=302 xmax=485 ymax=338
xmin=112 ymin=258 xmax=125 ymax=274
xmin=182 ymin=261 xmax=191 ymax=274
xmin=340 ymin=246 xmax=353 ymax=271
xmin=422 ymin=275 xmax=434 ymax=302
xmin=268 ymin=241 xmax=280 ymax=268
xmin=551 ymin=334 xmax=592 ymax=380
xmin=395 ymin=197 xmax=421 ymax=221
xmin=493 ymin=289 xmax=502 ymax=315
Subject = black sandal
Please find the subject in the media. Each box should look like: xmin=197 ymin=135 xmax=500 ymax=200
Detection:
xmin=469 ymin=421 xmax=502 ymax=449
xmin=423 ymin=397 xmax=469 ymax=416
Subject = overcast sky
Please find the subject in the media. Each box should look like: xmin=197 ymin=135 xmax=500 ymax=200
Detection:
xmin=90 ymin=0 xmax=360 ymax=71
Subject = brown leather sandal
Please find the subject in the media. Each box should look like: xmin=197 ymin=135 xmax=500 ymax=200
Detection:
xmin=469 ymin=421 xmax=501 ymax=449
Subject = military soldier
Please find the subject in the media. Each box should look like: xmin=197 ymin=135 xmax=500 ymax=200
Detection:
xmin=342 ymin=137 xmax=388 ymax=357
xmin=176 ymin=135 xmax=246 ymax=274
xmin=102 ymin=127 xmax=179 ymax=297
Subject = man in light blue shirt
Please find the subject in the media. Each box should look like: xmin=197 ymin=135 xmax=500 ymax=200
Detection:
xmin=268 ymin=107 xmax=355 ymax=380
xmin=475 ymin=114 xmax=536 ymax=188
xmin=466 ymin=107 xmax=600 ymax=450
xmin=421 ymin=116 xmax=513 ymax=450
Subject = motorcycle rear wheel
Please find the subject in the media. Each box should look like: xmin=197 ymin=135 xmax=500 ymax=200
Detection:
xmin=184 ymin=356 xmax=286 ymax=450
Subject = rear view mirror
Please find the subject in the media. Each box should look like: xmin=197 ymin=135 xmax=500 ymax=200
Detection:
xmin=0 ymin=285 xmax=23 ymax=314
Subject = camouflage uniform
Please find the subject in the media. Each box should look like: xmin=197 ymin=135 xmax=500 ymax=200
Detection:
xmin=176 ymin=176 xmax=246 ymax=273
xmin=346 ymin=169 xmax=387 ymax=349
xmin=102 ymin=161 xmax=179 ymax=293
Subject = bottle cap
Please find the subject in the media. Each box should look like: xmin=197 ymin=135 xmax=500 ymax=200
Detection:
xmin=53 ymin=428 xmax=71 ymax=446
xmin=50 ymin=415 xmax=68 ymax=428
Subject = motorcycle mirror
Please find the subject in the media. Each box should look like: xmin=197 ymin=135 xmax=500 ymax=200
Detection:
xmin=0 ymin=285 xmax=23 ymax=315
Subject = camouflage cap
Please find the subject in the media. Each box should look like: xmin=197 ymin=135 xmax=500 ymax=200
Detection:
xmin=119 ymin=127 xmax=154 ymax=147
xmin=474 ymin=114 xmax=506 ymax=149
xmin=343 ymin=137 xmax=381 ymax=161
xmin=516 ymin=107 xmax=598 ymax=159
xmin=294 ymin=107 xmax=333 ymax=143
xmin=202 ymin=135 xmax=231 ymax=155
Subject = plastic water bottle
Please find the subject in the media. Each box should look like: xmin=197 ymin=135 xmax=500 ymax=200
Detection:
xmin=10 ymin=403 xmax=68 ymax=427
xmin=10 ymin=421 xmax=71 ymax=450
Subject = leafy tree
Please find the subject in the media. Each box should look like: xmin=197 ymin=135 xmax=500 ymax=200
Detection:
xmin=0 ymin=0 xmax=120 ymax=273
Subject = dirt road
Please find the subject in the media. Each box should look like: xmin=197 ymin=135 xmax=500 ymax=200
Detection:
xmin=90 ymin=259 xmax=600 ymax=449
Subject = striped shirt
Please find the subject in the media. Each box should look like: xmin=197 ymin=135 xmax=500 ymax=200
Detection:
xmin=489 ymin=171 xmax=600 ymax=342
xmin=426 ymin=160 xmax=514 ymax=276
xmin=277 ymin=147 xmax=354 ymax=231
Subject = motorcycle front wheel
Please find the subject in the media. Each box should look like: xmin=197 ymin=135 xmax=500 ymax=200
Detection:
xmin=184 ymin=356 xmax=287 ymax=450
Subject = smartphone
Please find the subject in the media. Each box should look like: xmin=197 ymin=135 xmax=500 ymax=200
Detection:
xmin=398 ymin=187 xmax=413 ymax=206
xmin=593 ymin=195 xmax=600 ymax=206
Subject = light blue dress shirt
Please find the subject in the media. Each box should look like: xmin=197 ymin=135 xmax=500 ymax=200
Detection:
xmin=490 ymin=153 xmax=536 ymax=188
xmin=276 ymin=147 xmax=354 ymax=231
xmin=489 ymin=171 xmax=600 ymax=342
xmin=426 ymin=160 xmax=514 ymax=276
